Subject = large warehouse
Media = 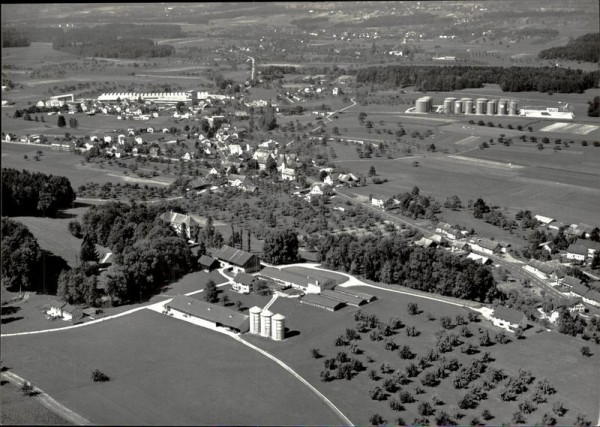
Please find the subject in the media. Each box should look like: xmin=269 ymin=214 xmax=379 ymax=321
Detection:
xmin=165 ymin=295 xmax=249 ymax=333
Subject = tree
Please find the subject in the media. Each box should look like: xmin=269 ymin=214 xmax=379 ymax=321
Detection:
xmin=418 ymin=401 xmax=435 ymax=416
xmin=204 ymin=280 xmax=218 ymax=303
xmin=91 ymin=369 xmax=110 ymax=382
xmin=580 ymin=346 xmax=592 ymax=357
xmin=80 ymin=234 xmax=99 ymax=263
xmin=311 ymin=348 xmax=322 ymax=359
xmin=68 ymin=220 xmax=83 ymax=238
xmin=1 ymin=218 xmax=44 ymax=293
xmin=368 ymin=165 xmax=377 ymax=177
xmin=551 ymin=401 xmax=566 ymax=416
xmin=407 ymin=302 xmax=419 ymax=315
xmin=57 ymin=115 xmax=66 ymax=128
xmin=69 ymin=118 xmax=78 ymax=128
xmin=21 ymin=381 xmax=35 ymax=396
xmin=369 ymin=413 xmax=385 ymax=426
xmin=262 ymin=229 xmax=299 ymax=264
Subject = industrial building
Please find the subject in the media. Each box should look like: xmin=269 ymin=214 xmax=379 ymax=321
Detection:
xmin=165 ymin=295 xmax=249 ymax=333
xmin=248 ymin=306 xmax=285 ymax=341
xmin=414 ymin=96 xmax=524 ymax=117
xmin=319 ymin=289 xmax=368 ymax=307
xmin=334 ymin=288 xmax=376 ymax=303
xmin=258 ymin=267 xmax=322 ymax=293
xmin=300 ymin=294 xmax=344 ymax=312
xmin=98 ymin=91 xmax=195 ymax=104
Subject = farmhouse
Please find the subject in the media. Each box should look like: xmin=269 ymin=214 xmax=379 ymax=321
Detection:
xmin=46 ymin=301 xmax=82 ymax=322
xmin=165 ymin=295 xmax=249 ymax=333
xmin=232 ymin=272 xmax=257 ymax=294
xmin=160 ymin=211 xmax=199 ymax=240
xmin=559 ymin=276 xmax=583 ymax=288
xmin=566 ymin=243 xmax=588 ymax=262
xmin=490 ymin=306 xmax=528 ymax=332
xmin=300 ymin=293 xmax=344 ymax=311
xmin=371 ymin=197 xmax=385 ymax=209
xmin=435 ymin=222 xmax=460 ymax=240
xmin=469 ymin=238 xmax=501 ymax=255
xmin=258 ymin=267 xmax=322 ymax=293
xmin=466 ymin=253 xmax=492 ymax=265
xmin=414 ymin=237 xmax=437 ymax=248
xmin=582 ymin=290 xmax=600 ymax=307
xmin=569 ymin=283 xmax=590 ymax=299
xmin=199 ymin=255 xmax=220 ymax=272
xmin=320 ymin=289 xmax=367 ymax=307
xmin=523 ymin=259 xmax=556 ymax=280
xmin=214 ymin=245 xmax=261 ymax=273
xmin=576 ymin=240 xmax=600 ymax=258
xmin=534 ymin=215 xmax=555 ymax=226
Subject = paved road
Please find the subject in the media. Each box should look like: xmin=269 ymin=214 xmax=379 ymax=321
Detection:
xmin=311 ymin=98 xmax=357 ymax=133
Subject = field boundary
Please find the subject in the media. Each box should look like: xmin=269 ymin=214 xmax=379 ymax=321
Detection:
xmin=1 ymin=370 xmax=91 ymax=425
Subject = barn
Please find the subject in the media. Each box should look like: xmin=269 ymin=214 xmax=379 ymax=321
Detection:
xmin=165 ymin=295 xmax=249 ymax=333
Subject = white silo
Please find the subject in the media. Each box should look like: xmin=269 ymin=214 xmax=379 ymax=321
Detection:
xmin=260 ymin=309 xmax=273 ymax=338
xmin=415 ymin=97 xmax=430 ymax=113
xmin=464 ymin=98 xmax=474 ymax=115
xmin=444 ymin=97 xmax=456 ymax=114
xmin=509 ymin=100 xmax=518 ymax=116
xmin=487 ymin=100 xmax=496 ymax=115
xmin=498 ymin=99 xmax=508 ymax=115
xmin=271 ymin=313 xmax=286 ymax=341
xmin=476 ymin=98 xmax=487 ymax=115
xmin=249 ymin=306 xmax=262 ymax=334
xmin=454 ymin=100 xmax=463 ymax=114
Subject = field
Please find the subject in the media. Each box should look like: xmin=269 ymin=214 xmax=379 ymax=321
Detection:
xmin=0 ymin=309 xmax=344 ymax=425
xmin=246 ymin=285 xmax=600 ymax=425
xmin=1 ymin=143 xmax=174 ymax=188
xmin=1 ymin=377 xmax=72 ymax=425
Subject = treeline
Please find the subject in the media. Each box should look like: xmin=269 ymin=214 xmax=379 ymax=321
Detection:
xmin=539 ymin=33 xmax=600 ymax=64
xmin=290 ymin=16 xmax=329 ymax=29
xmin=80 ymin=202 xmax=193 ymax=305
xmin=1 ymin=218 xmax=68 ymax=294
xmin=355 ymin=65 xmax=600 ymax=94
xmin=339 ymin=12 xmax=452 ymax=28
xmin=387 ymin=186 xmax=441 ymax=221
xmin=316 ymin=233 xmax=499 ymax=303
xmin=1 ymin=169 xmax=76 ymax=217
xmin=259 ymin=65 xmax=297 ymax=80
xmin=55 ymin=37 xmax=174 ymax=59
xmin=2 ymin=27 xmax=30 ymax=47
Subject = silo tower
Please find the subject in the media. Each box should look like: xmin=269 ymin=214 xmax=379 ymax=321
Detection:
xmin=249 ymin=306 xmax=262 ymax=334
xmin=260 ymin=309 xmax=273 ymax=338
xmin=271 ymin=313 xmax=286 ymax=341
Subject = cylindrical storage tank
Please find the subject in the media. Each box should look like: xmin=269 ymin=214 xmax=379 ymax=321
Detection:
xmin=415 ymin=98 xmax=429 ymax=113
xmin=509 ymin=100 xmax=518 ymax=116
xmin=260 ymin=309 xmax=273 ymax=338
xmin=454 ymin=100 xmax=462 ymax=114
xmin=444 ymin=97 xmax=455 ymax=114
xmin=271 ymin=313 xmax=285 ymax=341
xmin=498 ymin=99 xmax=508 ymax=115
xmin=425 ymin=96 xmax=433 ymax=110
xmin=487 ymin=100 xmax=496 ymax=116
xmin=476 ymin=98 xmax=487 ymax=115
xmin=249 ymin=306 xmax=262 ymax=334
xmin=464 ymin=98 xmax=473 ymax=115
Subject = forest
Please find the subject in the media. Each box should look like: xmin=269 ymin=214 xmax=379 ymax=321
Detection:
xmin=1 ymin=168 xmax=76 ymax=217
xmin=315 ymin=233 xmax=499 ymax=303
xmin=539 ymin=33 xmax=600 ymax=64
xmin=78 ymin=202 xmax=193 ymax=305
xmin=355 ymin=65 xmax=600 ymax=94
xmin=2 ymin=27 xmax=30 ymax=47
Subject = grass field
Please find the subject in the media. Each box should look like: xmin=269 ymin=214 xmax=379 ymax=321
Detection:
xmin=1 ymin=309 xmax=344 ymax=425
xmin=284 ymin=266 xmax=348 ymax=285
xmin=247 ymin=285 xmax=600 ymax=425
xmin=1 ymin=377 xmax=72 ymax=425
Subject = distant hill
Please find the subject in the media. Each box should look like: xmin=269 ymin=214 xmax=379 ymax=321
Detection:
xmin=539 ymin=33 xmax=600 ymax=63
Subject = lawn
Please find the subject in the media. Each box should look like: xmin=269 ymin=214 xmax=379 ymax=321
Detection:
xmin=283 ymin=266 xmax=348 ymax=285
xmin=1 ymin=377 xmax=72 ymax=425
xmin=245 ymin=284 xmax=599 ymax=425
xmin=1 ymin=309 xmax=344 ymax=426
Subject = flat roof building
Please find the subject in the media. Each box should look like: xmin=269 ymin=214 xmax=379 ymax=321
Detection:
xmin=320 ymin=289 xmax=367 ymax=307
xmin=334 ymin=287 xmax=376 ymax=302
xmin=300 ymin=294 xmax=344 ymax=311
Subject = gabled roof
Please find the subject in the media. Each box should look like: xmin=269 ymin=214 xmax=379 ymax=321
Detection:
xmin=301 ymin=293 xmax=344 ymax=310
xmin=493 ymin=306 xmax=526 ymax=324
xmin=214 ymin=245 xmax=256 ymax=267
xmin=160 ymin=212 xmax=198 ymax=227
xmin=534 ymin=214 xmax=554 ymax=224
xmin=320 ymin=289 xmax=365 ymax=306
xmin=527 ymin=259 xmax=555 ymax=275
xmin=467 ymin=253 xmax=490 ymax=265
xmin=259 ymin=266 xmax=319 ymax=288
xmin=199 ymin=255 xmax=219 ymax=267
xmin=188 ymin=177 xmax=209 ymax=188
xmin=474 ymin=238 xmax=500 ymax=251
xmin=570 ymin=283 xmax=590 ymax=297
xmin=228 ymin=174 xmax=247 ymax=183
xmin=584 ymin=289 xmax=600 ymax=304
xmin=234 ymin=272 xmax=256 ymax=286
xmin=166 ymin=295 xmax=248 ymax=330
xmin=560 ymin=276 xmax=583 ymax=288
xmin=567 ymin=243 xmax=589 ymax=256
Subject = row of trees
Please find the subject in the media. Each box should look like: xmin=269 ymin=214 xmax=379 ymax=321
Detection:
xmin=2 ymin=27 xmax=30 ymax=47
xmin=315 ymin=232 xmax=499 ymax=302
xmin=355 ymin=65 xmax=599 ymax=93
xmin=1 ymin=168 xmax=76 ymax=217
xmin=54 ymin=37 xmax=175 ymax=59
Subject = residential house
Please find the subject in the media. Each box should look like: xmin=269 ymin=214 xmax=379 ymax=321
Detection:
xmin=450 ymin=240 xmax=470 ymax=252
xmin=232 ymin=272 xmax=257 ymax=294
xmin=182 ymin=152 xmax=192 ymax=161
xmin=560 ymin=276 xmax=583 ymax=289
xmin=436 ymin=222 xmax=460 ymax=240
xmin=147 ymin=127 xmax=154 ymax=133
xmin=159 ymin=211 xmax=199 ymax=240
xmin=228 ymin=144 xmax=243 ymax=156
xmin=534 ymin=214 xmax=555 ymax=227
xmin=490 ymin=306 xmax=528 ymax=332
xmin=414 ymin=237 xmax=437 ymax=248
xmin=135 ymin=136 xmax=143 ymax=145
xmin=569 ymin=283 xmax=590 ymax=299
xmin=117 ymin=134 xmax=126 ymax=145
xmin=46 ymin=301 xmax=82 ymax=322
xmin=149 ymin=147 xmax=160 ymax=158
xmin=214 ymin=245 xmax=261 ymax=274
xmin=566 ymin=243 xmax=588 ymax=262
xmin=132 ymin=147 xmax=139 ymax=156
xmin=582 ymin=290 xmax=600 ymax=308
xmin=466 ymin=253 xmax=492 ymax=265
xmin=187 ymin=177 xmax=210 ymax=191
xmin=469 ymin=238 xmax=501 ymax=255
xmin=104 ymin=136 xmax=112 ymax=144
xmin=523 ymin=259 xmax=555 ymax=280
xmin=253 ymin=149 xmax=273 ymax=171
xmin=371 ymin=197 xmax=385 ymax=209
xmin=227 ymin=174 xmax=247 ymax=188
xmin=309 ymin=183 xmax=325 ymax=198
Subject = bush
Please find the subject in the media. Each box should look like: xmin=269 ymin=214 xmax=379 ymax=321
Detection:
xmin=91 ymin=369 xmax=110 ymax=382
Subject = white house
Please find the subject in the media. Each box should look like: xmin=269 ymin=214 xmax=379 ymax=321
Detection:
xmin=534 ymin=214 xmax=555 ymax=226
xmin=46 ymin=301 xmax=80 ymax=321
xmin=523 ymin=259 xmax=555 ymax=281
xmin=566 ymin=243 xmax=587 ymax=262
xmin=135 ymin=136 xmax=143 ymax=145
xmin=490 ymin=306 xmax=528 ymax=332
xmin=371 ymin=197 xmax=385 ymax=209
xmin=103 ymin=136 xmax=112 ymax=144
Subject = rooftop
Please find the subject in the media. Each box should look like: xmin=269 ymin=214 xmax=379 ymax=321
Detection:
xmin=166 ymin=295 xmax=248 ymax=330
xmin=493 ymin=305 xmax=526 ymax=324
xmin=300 ymin=293 xmax=344 ymax=311
xmin=214 ymin=245 xmax=257 ymax=267
xmin=259 ymin=267 xmax=320 ymax=288
xmin=320 ymin=289 xmax=365 ymax=306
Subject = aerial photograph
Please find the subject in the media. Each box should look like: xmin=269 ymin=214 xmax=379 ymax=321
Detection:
xmin=1 ymin=2 xmax=599 ymax=426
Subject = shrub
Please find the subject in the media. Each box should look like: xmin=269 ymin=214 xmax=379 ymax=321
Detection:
xmin=91 ymin=369 xmax=110 ymax=382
